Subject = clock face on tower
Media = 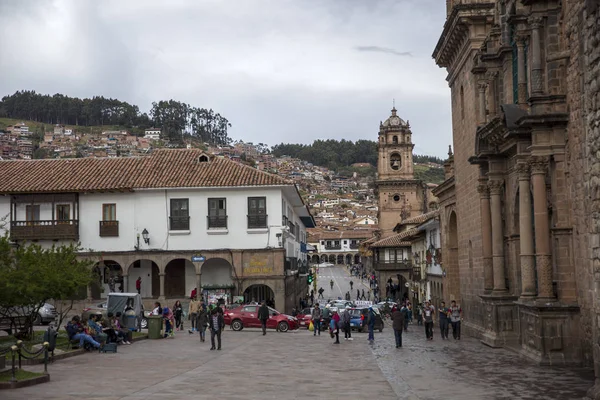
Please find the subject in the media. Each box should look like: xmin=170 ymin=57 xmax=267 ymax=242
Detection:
xmin=390 ymin=117 xmax=400 ymax=126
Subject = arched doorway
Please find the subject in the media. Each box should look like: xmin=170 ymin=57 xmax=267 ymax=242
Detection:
xmin=337 ymin=255 xmax=344 ymax=264
xmin=320 ymin=255 xmax=327 ymax=263
xmin=201 ymin=258 xmax=234 ymax=304
xmin=128 ymin=259 xmax=160 ymax=298
xmin=328 ymin=255 xmax=335 ymax=264
xmin=243 ymin=284 xmax=275 ymax=306
xmin=354 ymin=254 xmax=361 ymax=264
xmin=165 ymin=259 xmax=196 ymax=298
xmin=91 ymin=260 xmax=123 ymax=299
xmin=447 ymin=211 xmax=459 ymax=302
xmin=345 ymin=254 xmax=352 ymax=264
xmin=311 ymin=255 xmax=320 ymax=264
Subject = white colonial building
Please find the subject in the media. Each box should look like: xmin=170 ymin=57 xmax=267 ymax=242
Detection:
xmin=307 ymin=229 xmax=373 ymax=266
xmin=0 ymin=149 xmax=314 ymax=312
xmin=143 ymin=128 xmax=161 ymax=140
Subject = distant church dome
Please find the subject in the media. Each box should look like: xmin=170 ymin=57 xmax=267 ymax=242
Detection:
xmin=381 ymin=107 xmax=408 ymax=128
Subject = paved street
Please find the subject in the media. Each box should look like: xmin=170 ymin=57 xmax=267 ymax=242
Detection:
xmin=315 ymin=264 xmax=369 ymax=302
xmin=3 ymin=265 xmax=595 ymax=400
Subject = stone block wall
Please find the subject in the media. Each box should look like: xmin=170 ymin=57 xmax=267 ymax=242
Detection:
xmin=563 ymin=0 xmax=600 ymax=374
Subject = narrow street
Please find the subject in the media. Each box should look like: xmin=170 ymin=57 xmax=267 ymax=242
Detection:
xmin=315 ymin=264 xmax=370 ymax=303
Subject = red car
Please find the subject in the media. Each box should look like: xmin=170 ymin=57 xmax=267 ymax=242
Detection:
xmin=224 ymin=304 xmax=299 ymax=332
xmin=297 ymin=307 xmax=314 ymax=329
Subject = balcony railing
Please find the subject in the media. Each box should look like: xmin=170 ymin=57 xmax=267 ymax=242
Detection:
xmin=287 ymin=220 xmax=295 ymax=235
xmin=99 ymin=220 xmax=119 ymax=237
xmin=10 ymin=220 xmax=79 ymax=241
xmin=373 ymin=260 xmax=413 ymax=272
xmin=349 ymin=243 xmax=359 ymax=249
xmin=248 ymin=214 xmax=267 ymax=229
xmin=207 ymin=215 xmax=228 ymax=229
xmin=169 ymin=216 xmax=190 ymax=231
xmin=325 ymin=245 xmax=341 ymax=250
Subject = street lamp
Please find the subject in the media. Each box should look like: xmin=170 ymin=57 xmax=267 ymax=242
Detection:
xmin=142 ymin=229 xmax=150 ymax=245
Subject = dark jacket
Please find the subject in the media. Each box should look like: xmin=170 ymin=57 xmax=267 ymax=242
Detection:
xmin=196 ymin=309 xmax=208 ymax=328
xmin=66 ymin=321 xmax=82 ymax=339
xmin=391 ymin=309 xmax=405 ymax=331
xmin=208 ymin=312 xmax=224 ymax=331
xmin=258 ymin=304 xmax=270 ymax=321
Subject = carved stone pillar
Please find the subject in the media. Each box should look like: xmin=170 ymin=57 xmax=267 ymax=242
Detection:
xmin=488 ymin=179 xmax=507 ymax=293
xmin=516 ymin=37 xmax=528 ymax=104
xmin=478 ymin=182 xmax=494 ymax=292
xmin=487 ymin=71 xmax=499 ymax=118
xmin=516 ymin=162 xmax=536 ymax=299
xmin=123 ymin=275 xmax=129 ymax=293
xmin=530 ymin=156 xmax=554 ymax=300
xmin=529 ymin=17 xmax=543 ymax=95
xmin=478 ymin=82 xmax=488 ymax=124
xmin=159 ymin=272 xmax=166 ymax=300
xmin=196 ymin=273 xmax=202 ymax=298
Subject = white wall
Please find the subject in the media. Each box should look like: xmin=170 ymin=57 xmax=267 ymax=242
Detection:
xmin=1 ymin=187 xmax=315 ymax=256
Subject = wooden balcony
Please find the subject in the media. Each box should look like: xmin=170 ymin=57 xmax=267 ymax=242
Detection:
xmin=373 ymin=260 xmax=413 ymax=272
xmin=99 ymin=221 xmax=119 ymax=237
xmin=207 ymin=215 xmax=228 ymax=229
xmin=248 ymin=214 xmax=268 ymax=229
xmin=10 ymin=220 xmax=79 ymax=241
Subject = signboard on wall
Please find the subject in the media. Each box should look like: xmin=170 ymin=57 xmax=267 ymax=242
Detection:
xmin=243 ymin=255 xmax=273 ymax=275
xmin=191 ymin=255 xmax=205 ymax=262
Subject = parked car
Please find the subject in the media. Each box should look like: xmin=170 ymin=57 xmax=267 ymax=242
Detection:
xmin=349 ymin=307 xmax=384 ymax=333
xmin=35 ymin=303 xmax=58 ymax=325
xmin=297 ymin=307 xmax=313 ymax=328
xmin=224 ymin=304 xmax=299 ymax=332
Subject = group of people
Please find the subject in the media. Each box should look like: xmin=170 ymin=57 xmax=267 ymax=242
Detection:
xmin=151 ymin=297 xmax=225 ymax=350
xmin=390 ymin=299 xmax=463 ymax=347
xmin=309 ymin=303 xmax=359 ymax=344
xmin=66 ymin=313 xmax=133 ymax=351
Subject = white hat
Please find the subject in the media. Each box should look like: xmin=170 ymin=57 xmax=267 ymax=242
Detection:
xmin=325 ymin=304 xmax=330 ymax=309
xmin=345 ymin=305 xmax=351 ymax=309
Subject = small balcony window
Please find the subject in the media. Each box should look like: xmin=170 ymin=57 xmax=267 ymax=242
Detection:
xmin=208 ymin=198 xmax=227 ymax=229
xmin=170 ymin=198 xmax=190 ymax=231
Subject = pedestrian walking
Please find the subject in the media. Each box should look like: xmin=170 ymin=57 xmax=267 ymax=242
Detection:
xmin=322 ymin=304 xmax=331 ymax=331
xmin=361 ymin=289 xmax=366 ymax=300
xmin=162 ymin=306 xmax=174 ymax=338
xmin=136 ymin=276 xmax=141 ymax=294
xmin=391 ymin=305 xmax=405 ymax=348
xmin=330 ymin=279 xmax=334 ymax=290
xmin=312 ymin=303 xmax=322 ymax=336
xmin=318 ymin=287 xmax=325 ymax=299
xmin=366 ymin=306 xmax=376 ymax=342
xmin=356 ymin=289 xmax=360 ymax=300
xmin=400 ymin=302 xmax=409 ymax=331
xmin=450 ymin=300 xmax=462 ymax=340
xmin=367 ymin=290 xmax=371 ymax=301
xmin=108 ymin=276 xmax=116 ymax=293
xmin=208 ymin=308 xmax=224 ymax=350
xmin=438 ymin=301 xmax=450 ymax=339
xmin=258 ymin=301 xmax=269 ymax=335
xmin=196 ymin=306 xmax=208 ymax=342
xmin=342 ymin=306 xmax=352 ymax=340
xmin=188 ymin=296 xmax=200 ymax=334
xmin=349 ymin=280 xmax=354 ymax=290
xmin=331 ymin=310 xmax=340 ymax=344
xmin=423 ymin=301 xmax=435 ymax=340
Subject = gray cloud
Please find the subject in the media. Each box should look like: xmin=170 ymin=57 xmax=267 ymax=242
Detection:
xmin=0 ymin=0 xmax=451 ymax=158
xmin=354 ymin=46 xmax=412 ymax=57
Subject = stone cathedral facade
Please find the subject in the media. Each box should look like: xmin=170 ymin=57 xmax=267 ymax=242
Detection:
xmin=433 ymin=0 xmax=600 ymax=396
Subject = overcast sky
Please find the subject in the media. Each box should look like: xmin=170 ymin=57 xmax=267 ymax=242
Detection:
xmin=0 ymin=0 xmax=451 ymax=158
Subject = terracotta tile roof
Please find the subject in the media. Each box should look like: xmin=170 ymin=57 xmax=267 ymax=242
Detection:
xmin=0 ymin=149 xmax=292 ymax=194
xmin=370 ymin=228 xmax=420 ymax=248
xmin=400 ymin=209 xmax=440 ymax=225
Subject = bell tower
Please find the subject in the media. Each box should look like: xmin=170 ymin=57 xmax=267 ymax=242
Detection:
xmin=377 ymin=107 xmax=414 ymax=180
xmin=376 ymin=107 xmax=425 ymax=238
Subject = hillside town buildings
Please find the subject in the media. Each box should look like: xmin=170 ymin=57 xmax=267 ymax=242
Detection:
xmin=429 ymin=2 xmax=600 ymax=396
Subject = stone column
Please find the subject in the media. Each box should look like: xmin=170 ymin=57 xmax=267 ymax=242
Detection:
xmin=478 ymin=182 xmax=494 ymax=292
xmin=530 ymin=156 xmax=554 ymax=300
xmin=478 ymin=82 xmax=488 ymax=124
xmin=516 ymin=37 xmax=528 ymax=104
xmin=159 ymin=272 xmax=166 ymax=300
xmin=196 ymin=273 xmax=202 ymax=297
xmin=516 ymin=162 xmax=536 ymax=299
xmin=123 ymin=275 xmax=129 ymax=293
xmin=487 ymin=72 xmax=498 ymax=118
xmin=87 ymin=284 xmax=93 ymax=301
xmin=529 ymin=17 xmax=543 ymax=95
xmin=488 ymin=179 xmax=507 ymax=293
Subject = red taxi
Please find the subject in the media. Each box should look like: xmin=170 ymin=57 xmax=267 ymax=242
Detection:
xmin=224 ymin=304 xmax=299 ymax=332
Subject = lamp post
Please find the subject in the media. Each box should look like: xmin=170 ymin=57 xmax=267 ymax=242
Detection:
xmin=142 ymin=229 xmax=150 ymax=245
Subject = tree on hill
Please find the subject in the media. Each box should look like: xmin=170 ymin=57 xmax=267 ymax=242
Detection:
xmin=0 ymin=90 xmax=232 ymax=146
